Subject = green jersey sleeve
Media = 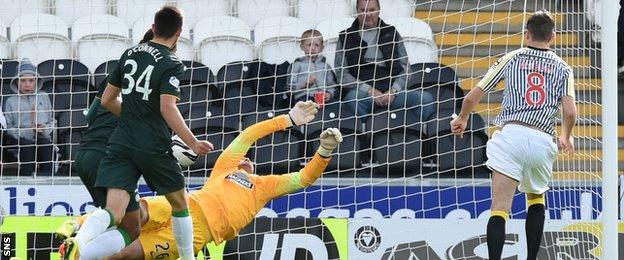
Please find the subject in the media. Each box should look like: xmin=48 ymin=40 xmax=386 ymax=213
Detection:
xmin=159 ymin=63 xmax=184 ymax=99
xmin=107 ymin=55 xmax=126 ymax=88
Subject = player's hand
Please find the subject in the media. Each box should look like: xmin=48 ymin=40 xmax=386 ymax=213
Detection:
xmin=317 ymin=128 xmax=343 ymax=157
xmin=558 ymin=135 xmax=575 ymax=154
xmin=450 ymin=115 xmax=467 ymax=138
xmin=289 ymin=100 xmax=318 ymax=126
xmin=191 ymin=140 xmax=213 ymax=155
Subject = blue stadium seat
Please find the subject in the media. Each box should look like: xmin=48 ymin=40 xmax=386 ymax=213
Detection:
xmin=179 ymin=61 xmax=214 ymax=117
xmin=365 ymin=108 xmax=428 ymax=176
xmin=242 ymin=111 xmax=304 ymax=175
xmin=219 ymin=60 xmax=258 ymax=119
xmin=408 ymin=63 xmax=463 ymax=112
xmin=187 ymin=102 xmax=239 ymax=176
xmin=303 ymin=103 xmax=365 ymax=173
xmin=93 ymin=60 xmax=118 ymax=89
xmin=37 ymin=59 xmax=91 ymax=112
xmin=424 ymin=109 xmax=488 ymax=177
xmin=0 ymin=60 xmax=18 ymax=110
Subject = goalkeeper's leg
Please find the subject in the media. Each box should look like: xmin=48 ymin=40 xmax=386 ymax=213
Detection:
xmin=487 ymin=171 xmax=518 ymax=260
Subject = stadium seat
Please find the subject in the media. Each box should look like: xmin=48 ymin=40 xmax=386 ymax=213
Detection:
xmin=37 ymin=59 xmax=91 ymax=114
xmin=188 ymin=103 xmax=239 ymax=176
xmin=53 ymin=0 xmax=109 ymax=25
xmin=93 ymin=60 xmax=118 ymax=88
xmin=296 ymin=0 xmax=351 ymax=26
xmin=220 ymin=60 xmax=290 ymax=118
xmin=379 ymin=0 xmax=414 ymax=20
xmin=366 ymin=108 xmax=428 ymax=176
xmin=236 ymin=0 xmax=290 ymax=28
xmin=424 ymin=109 xmax=488 ymax=176
xmin=315 ymin=17 xmax=354 ymax=66
xmin=175 ymin=0 xmax=230 ymax=28
xmin=241 ymin=112 xmax=305 ymax=174
xmin=254 ymin=17 xmax=310 ymax=64
xmin=409 ymin=63 xmax=463 ymax=113
xmin=115 ymin=0 xmax=166 ymax=26
xmin=0 ymin=21 xmax=10 ymax=59
xmin=10 ymin=14 xmax=71 ymax=65
xmin=56 ymin=110 xmax=87 ymax=164
xmin=178 ymin=60 xmax=213 ymax=116
xmin=303 ymin=103 xmax=365 ymax=173
xmin=194 ymin=16 xmax=254 ymax=73
xmin=384 ymin=17 xmax=438 ymax=64
xmin=219 ymin=60 xmax=259 ymax=120
xmin=0 ymin=0 xmax=49 ymax=26
xmin=73 ymin=14 xmax=131 ymax=73
xmin=0 ymin=60 xmax=18 ymax=110
xmin=132 ymin=17 xmax=194 ymax=61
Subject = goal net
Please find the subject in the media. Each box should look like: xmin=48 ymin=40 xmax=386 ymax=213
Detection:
xmin=0 ymin=0 xmax=614 ymax=259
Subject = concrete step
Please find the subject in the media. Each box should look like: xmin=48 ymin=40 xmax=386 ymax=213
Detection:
xmin=435 ymin=32 xmax=579 ymax=47
xmin=455 ymin=67 xmax=599 ymax=79
xmin=437 ymin=46 xmax=596 ymax=58
xmin=414 ymin=11 xmax=565 ymax=27
xmin=484 ymin=125 xmax=624 ymax=139
xmin=475 ymin=103 xmax=601 ymax=117
xmin=440 ymin=55 xmax=591 ymax=70
xmin=413 ymin=0 xmax=572 ymax=13
xmin=459 ymin=78 xmax=602 ymax=92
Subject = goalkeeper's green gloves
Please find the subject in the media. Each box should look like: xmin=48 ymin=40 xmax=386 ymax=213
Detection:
xmin=317 ymin=128 xmax=343 ymax=157
xmin=288 ymin=100 xmax=318 ymax=126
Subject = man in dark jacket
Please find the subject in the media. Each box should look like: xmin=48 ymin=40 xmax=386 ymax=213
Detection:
xmin=335 ymin=0 xmax=434 ymax=121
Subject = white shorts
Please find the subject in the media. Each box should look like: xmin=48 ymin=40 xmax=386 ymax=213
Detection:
xmin=485 ymin=124 xmax=559 ymax=194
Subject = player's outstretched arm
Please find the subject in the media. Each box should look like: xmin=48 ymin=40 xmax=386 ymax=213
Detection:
xmin=559 ymin=95 xmax=577 ymax=154
xmin=258 ymin=128 xmax=343 ymax=198
xmin=160 ymin=95 xmax=213 ymax=155
xmin=451 ymin=87 xmax=485 ymax=138
xmin=84 ymin=97 xmax=101 ymax=122
xmin=101 ymin=83 xmax=122 ymax=117
xmin=212 ymin=101 xmax=318 ymax=172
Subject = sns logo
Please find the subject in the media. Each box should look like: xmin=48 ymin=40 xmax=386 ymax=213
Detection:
xmin=3 ymin=186 xmax=95 ymax=216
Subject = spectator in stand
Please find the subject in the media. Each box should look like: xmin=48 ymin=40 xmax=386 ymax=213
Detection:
xmin=335 ymin=0 xmax=434 ymax=120
xmin=287 ymin=29 xmax=337 ymax=106
xmin=4 ymin=58 xmax=56 ymax=176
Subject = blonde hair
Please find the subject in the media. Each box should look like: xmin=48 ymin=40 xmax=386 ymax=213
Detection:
xmin=300 ymin=29 xmax=323 ymax=43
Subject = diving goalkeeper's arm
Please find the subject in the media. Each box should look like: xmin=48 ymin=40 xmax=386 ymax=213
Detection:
xmin=209 ymin=101 xmax=319 ymax=179
xmin=255 ymin=127 xmax=343 ymax=198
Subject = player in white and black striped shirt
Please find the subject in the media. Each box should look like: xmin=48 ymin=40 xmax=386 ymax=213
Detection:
xmin=450 ymin=10 xmax=577 ymax=260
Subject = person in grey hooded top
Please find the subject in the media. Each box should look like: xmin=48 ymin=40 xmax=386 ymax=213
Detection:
xmin=4 ymin=58 xmax=55 ymax=176
xmin=287 ymin=29 xmax=337 ymax=105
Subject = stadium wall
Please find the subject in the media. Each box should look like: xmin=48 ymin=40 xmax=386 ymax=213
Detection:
xmin=0 ymin=182 xmax=618 ymax=259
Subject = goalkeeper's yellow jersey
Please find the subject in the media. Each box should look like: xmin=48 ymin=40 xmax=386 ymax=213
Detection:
xmin=188 ymin=115 xmax=330 ymax=245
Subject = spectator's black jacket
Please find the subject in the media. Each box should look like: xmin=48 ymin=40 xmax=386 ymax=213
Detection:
xmin=338 ymin=19 xmax=404 ymax=91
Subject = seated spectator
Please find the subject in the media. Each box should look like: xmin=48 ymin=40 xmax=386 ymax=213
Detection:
xmin=287 ymin=29 xmax=337 ymax=106
xmin=335 ymin=0 xmax=434 ymax=120
xmin=4 ymin=58 xmax=56 ymax=176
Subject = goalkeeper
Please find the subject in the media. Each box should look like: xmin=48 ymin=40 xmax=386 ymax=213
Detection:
xmin=62 ymin=101 xmax=343 ymax=259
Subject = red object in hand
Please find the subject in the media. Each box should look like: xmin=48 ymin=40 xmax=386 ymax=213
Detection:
xmin=314 ymin=92 xmax=325 ymax=108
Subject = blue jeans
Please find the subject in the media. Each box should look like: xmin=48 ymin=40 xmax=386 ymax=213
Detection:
xmin=344 ymin=88 xmax=435 ymax=121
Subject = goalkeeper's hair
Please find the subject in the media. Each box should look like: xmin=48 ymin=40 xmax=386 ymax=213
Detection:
xmin=526 ymin=10 xmax=555 ymax=42
xmin=153 ymin=5 xmax=183 ymax=39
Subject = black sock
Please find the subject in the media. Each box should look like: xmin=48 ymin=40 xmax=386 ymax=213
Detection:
xmin=487 ymin=216 xmax=506 ymax=260
xmin=525 ymin=204 xmax=545 ymax=260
